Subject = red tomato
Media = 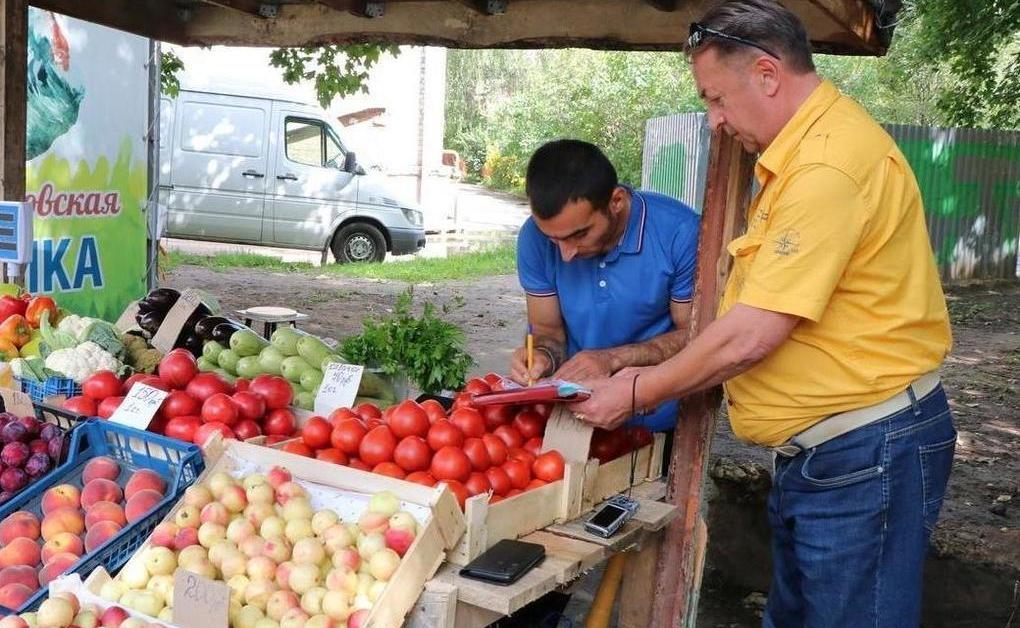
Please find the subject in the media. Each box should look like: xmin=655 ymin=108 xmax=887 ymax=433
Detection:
xmin=186 ymin=373 xmax=235 ymax=403
xmin=265 ymin=435 xmax=290 ymax=445
xmin=443 ymin=480 xmax=469 ymax=511
xmin=430 ymin=446 xmax=471 ymax=483
xmin=331 ymin=418 xmax=367 ymax=455
xmin=264 ymin=408 xmax=297 ymax=437
xmin=364 ymin=418 xmax=384 ymax=431
xmin=481 ymin=434 xmax=508 ymax=466
xmin=532 ymin=450 xmax=565 ymax=482
xmin=231 ymin=391 xmax=266 ymax=423
xmin=201 ymin=393 xmax=238 ymax=426
xmin=451 ymin=392 xmax=477 ymax=410
xmin=482 ymin=372 xmax=503 ymax=387
xmin=523 ymin=437 xmax=543 ymax=457
xmin=194 ymin=421 xmax=235 ymax=447
xmin=316 ymin=448 xmax=349 ymax=465
xmin=405 ymin=471 xmax=437 ymax=487
xmin=393 ymin=436 xmax=432 ymax=473
xmin=162 ymin=391 xmax=201 ymax=418
xmin=427 ymin=419 xmax=464 ymax=451
xmin=465 ymin=472 xmax=492 ymax=496
xmin=373 ymin=462 xmax=406 ymax=479
xmin=490 ymin=495 xmax=504 ymax=504
xmin=83 ymin=371 xmax=122 ymax=401
xmin=301 ymin=416 xmax=332 ymax=450
xmin=502 ymin=460 xmax=531 ymax=490
xmin=62 ymin=395 xmax=96 ymax=417
xmin=164 ymin=415 xmax=202 ymax=442
xmin=450 ymin=408 xmax=485 ymax=438
xmin=359 ymin=425 xmax=397 ymax=466
xmin=531 ymin=403 xmax=553 ymax=420
xmin=249 ymin=375 xmax=292 ymax=410
xmin=462 ymin=438 xmax=491 ymax=472
xmin=463 ymin=378 xmax=491 ymax=395
xmin=506 ymin=489 xmax=523 ymax=498
xmin=512 ymin=410 xmax=546 ymax=440
xmin=508 ymin=448 xmax=536 ymax=469
xmin=388 ymin=400 xmax=430 ymax=439
xmin=485 ymin=467 xmax=512 ymax=495
xmin=629 ymin=426 xmax=654 ymax=449
xmin=353 ymin=403 xmax=382 ymax=422
xmin=234 ymin=378 xmax=250 ymax=392
xmin=120 ymin=373 xmax=148 ymax=397
xmin=158 ymin=349 xmax=198 ymax=389
xmin=590 ymin=428 xmax=623 ymax=463
xmin=283 ymin=441 xmax=314 ymax=457
xmin=328 ymin=407 xmax=359 ymax=429
xmin=233 ymin=419 xmax=262 ymax=441
xmin=526 ymin=479 xmax=548 ymax=490
xmin=138 ymin=375 xmax=171 ymax=392
xmin=97 ymin=396 xmax=124 ymax=419
xmin=419 ymin=399 xmax=447 ymax=424
xmin=481 ymin=404 xmax=514 ymax=431
xmin=493 ymin=425 xmax=524 ymax=450
xmin=348 ymin=458 xmax=372 ymax=472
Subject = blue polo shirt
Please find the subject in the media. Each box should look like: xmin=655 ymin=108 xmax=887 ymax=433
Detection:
xmin=517 ymin=188 xmax=700 ymax=431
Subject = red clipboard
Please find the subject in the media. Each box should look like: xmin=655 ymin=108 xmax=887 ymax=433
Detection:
xmin=471 ymin=383 xmax=591 ymax=406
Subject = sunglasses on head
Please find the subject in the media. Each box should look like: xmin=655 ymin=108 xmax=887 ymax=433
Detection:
xmin=687 ymin=22 xmax=782 ymax=60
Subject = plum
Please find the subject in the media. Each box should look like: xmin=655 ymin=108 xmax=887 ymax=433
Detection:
xmin=47 ymin=436 xmax=65 ymax=463
xmin=25 ymin=452 xmax=51 ymax=478
xmin=39 ymin=423 xmax=61 ymax=442
xmin=0 ymin=490 xmax=11 ymax=505
xmin=0 ymin=421 xmax=27 ymax=444
xmin=0 ymin=467 xmax=28 ymax=492
xmin=17 ymin=416 xmax=40 ymax=438
xmin=29 ymin=439 xmax=48 ymax=456
xmin=1 ymin=441 xmax=30 ymax=467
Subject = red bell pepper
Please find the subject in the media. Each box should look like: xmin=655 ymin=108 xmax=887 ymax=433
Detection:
xmin=25 ymin=296 xmax=57 ymax=329
xmin=0 ymin=295 xmax=28 ymax=322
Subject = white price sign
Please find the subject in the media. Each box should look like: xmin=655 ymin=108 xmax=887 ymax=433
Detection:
xmin=314 ymin=363 xmax=364 ymax=415
xmin=108 ymin=383 xmax=168 ymax=431
xmin=173 ymin=568 xmax=229 ymax=627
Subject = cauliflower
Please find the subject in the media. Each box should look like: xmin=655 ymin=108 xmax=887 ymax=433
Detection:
xmin=56 ymin=314 xmax=90 ymax=339
xmin=44 ymin=341 xmax=122 ymax=383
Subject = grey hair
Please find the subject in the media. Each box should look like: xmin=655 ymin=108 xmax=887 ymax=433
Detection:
xmin=690 ymin=0 xmax=816 ymax=74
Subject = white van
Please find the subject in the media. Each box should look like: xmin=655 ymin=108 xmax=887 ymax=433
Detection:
xmin=158 ymin=89 xmax=426 ymax=263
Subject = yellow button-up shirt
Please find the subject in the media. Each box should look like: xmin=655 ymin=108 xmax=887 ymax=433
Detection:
xmin=719 ymin=80 xmax=952 ymax=447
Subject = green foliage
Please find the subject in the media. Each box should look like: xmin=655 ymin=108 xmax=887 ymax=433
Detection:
xmin=159 ymin=49 xmax=183 ymax=97
xmin=340 ymin=288 xmax=474 ymax=395
xmin=269 ymin=44 xmax=400 ymax=108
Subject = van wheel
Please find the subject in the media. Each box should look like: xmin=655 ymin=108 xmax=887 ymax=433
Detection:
xmin=331 ymin=223 xmax=386 ymax=264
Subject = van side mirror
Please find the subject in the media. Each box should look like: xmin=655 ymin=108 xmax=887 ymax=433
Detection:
xmin=343 ymin=152 xmax=358 ymax=173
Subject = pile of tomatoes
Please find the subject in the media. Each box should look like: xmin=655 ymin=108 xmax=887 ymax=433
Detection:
xmin=281 ymin=377 xmax=567 ymax=509
xmin=61 ymin=349 xmax=301 ymax=446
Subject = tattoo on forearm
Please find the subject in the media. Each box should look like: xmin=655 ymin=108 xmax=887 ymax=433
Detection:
xmin=613 ymin=329 xmax=689 ymax=371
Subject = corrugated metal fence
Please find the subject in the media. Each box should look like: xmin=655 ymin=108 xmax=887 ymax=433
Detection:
xmin=642 ymin=114 xmax=1020 ymax=280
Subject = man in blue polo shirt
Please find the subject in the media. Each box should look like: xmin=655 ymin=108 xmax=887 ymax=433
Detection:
xmin=509 ymin=139 xmax=700 ymax=432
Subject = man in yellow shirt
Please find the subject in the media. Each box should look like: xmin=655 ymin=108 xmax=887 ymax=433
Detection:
xmin=572 ymin=1 xmax=955 ymax=625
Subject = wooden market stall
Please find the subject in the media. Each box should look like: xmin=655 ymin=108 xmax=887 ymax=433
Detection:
xmin=0 ymin=0 xmax=901 ymax=624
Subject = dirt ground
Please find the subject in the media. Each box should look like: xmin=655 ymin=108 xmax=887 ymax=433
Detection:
xmin=167 ymin=265 xmax=1020 ymax=625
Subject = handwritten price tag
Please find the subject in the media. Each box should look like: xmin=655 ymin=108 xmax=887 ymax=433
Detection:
xmin=0 ymin=387 xmax=35 ymax=417
xmin=173 ymin=568 xmax=229 ymax=627
xmin=108 ymin=383 xmax=169 ymax=431
xmin=541 ymin=404 xmax=594 ymax=463
xmin=150 ymin=289 xmax=208 ymax=353
xmin=314 ymin=363 xmax=364 ymax=415
xmin=114 ymin=301 xmax=141 ymax=333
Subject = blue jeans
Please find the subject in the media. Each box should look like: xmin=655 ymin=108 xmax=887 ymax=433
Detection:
xmin=764 ymin=385 xmax=956 ymax=628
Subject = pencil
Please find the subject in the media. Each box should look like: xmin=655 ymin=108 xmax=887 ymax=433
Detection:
xmin=526 ymin=325 xmax=534 ymax=386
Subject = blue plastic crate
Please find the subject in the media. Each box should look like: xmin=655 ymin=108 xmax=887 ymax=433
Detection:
xmin=0 ymin=420 xmax=204 ymax=615
xmin=18 ymin=376 xmax=82 ymax=404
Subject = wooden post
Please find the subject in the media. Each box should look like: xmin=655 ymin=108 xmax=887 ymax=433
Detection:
xmin=650 ymin=131 xmax=755 ymax=627
xmin=0 ymin=0 xmax=26 ymax=202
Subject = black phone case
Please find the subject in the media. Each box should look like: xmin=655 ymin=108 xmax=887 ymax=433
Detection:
xmin=458 ymin=539 xmax=546 ymax=585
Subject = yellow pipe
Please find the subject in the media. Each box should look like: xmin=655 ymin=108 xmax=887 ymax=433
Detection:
xmin=585 ymin=552 xmax=628 ymax=628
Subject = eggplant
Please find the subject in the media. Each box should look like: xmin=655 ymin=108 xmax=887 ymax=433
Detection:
xmin=179 ymin=331 xmax=204 ymax=357
xmin=145 ymin=288 xmax=181 ymax=313
xmin=210 ymin=321 xmax=245 ymax=344
xmin=184 ymin=307 xmax=211 ymax=333
xmin=195 ymin=316 xmax=231 ymax=340
xmin=137 ymin=311 xmax=165 ymax=334
xmin=136 ymin=298 xmax=155 ymax=316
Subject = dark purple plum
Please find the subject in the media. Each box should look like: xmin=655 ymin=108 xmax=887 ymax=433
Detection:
xmin=38 ymin=423 xmax=61 ymax=442
xmin=46 ymin=436 xmax=65 ymax=463
xmin=0 ymin=490 xmax=11 ymax=505
xmin=1 ymin=441 xmax=29 ymax=467
xmin=29 ymin=439 xmax=48 ymax=456
xmin=25 ymin=452 xmax=51 ymax=478
xmin=0 ymin=421 xmax=27 ymax=444
xmin=17 ymin=416 xmax=40 ymax=438
xmin=0 ymin=466 xmax=28 ymax=492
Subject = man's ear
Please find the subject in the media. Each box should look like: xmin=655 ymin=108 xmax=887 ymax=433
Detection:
xmin=755 ymin=57 xmax=780 ymax=97
xmin=608 ymin=186 xmax=628 ymax=216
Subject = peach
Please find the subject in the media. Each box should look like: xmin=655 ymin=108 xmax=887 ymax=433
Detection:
xmin=39 ymin=552 xmax=79 ymax=585
xmin=221 ymin=485 xmax=248 ymax=513
xmin=275 ymin=481 xmax=307 ymax=505
xmin=0 ymin=616 xmax=29 ymax=628
xmin=267 ymin=466 xmax=291 ymax=489
xmin=84 ymin=520 xmax=123 ymax=553
xmin=80 ymin=478 xmax=123 ymax=510
xmin=40 ymin=507 xmax=85 ymax=541
xmin=0 ymin=511 xmax=40 ymax=545
xmin=0 ymin=583 xmax=33 ymax=610
xmin=174 ymin=525 xmax=200 ymax=550
xmin=175 ymin=504 xmax=201 ymax=529
xmin=124 ymin=489 xmax=163 ymax=523
xmin=267 ymin=590 xmax=300 ymax=621
xmin=183 ymin=484 xmax=213 ymax=509
xmin=149 ymin=522 xmax=179 ymax=549
xmin=200 ymin=502 xmax=229 ymax=526
xmin=124 ymin=469 xmax=165 ymax=501
xmin=82 ymin=456 xmax=120 ymax=484
xmin=84 ymin=501 xmax=127 ymax=530
xmin=41 ymin=532 xmax=85 ymax=562
xmin=0 ymin=536 xmax=40 ymax=569
xmin=41 ymin=484 xmax=81 ymax=515
xmin=0 ymin=565 xmax=38 ymax=590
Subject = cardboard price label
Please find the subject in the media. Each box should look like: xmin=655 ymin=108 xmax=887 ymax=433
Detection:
xmin=114 ymin=300 xmax=141 ymax=333
xmin=0 ymin=387 xmax=35 ymax=417
xmin=314 ymin=363 xmax=364 ymax=415
xmin=150 ymin=289 xmax=204 ymax=353
xmin=108 ymin=383 xmax=168 ymax=431
xmin=173 ymin=569 xmax=229 ymax=628
xmin=541 ymin=404 xmax=594 ymax=463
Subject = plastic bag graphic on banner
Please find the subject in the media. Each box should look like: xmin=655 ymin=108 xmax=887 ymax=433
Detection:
xmin=23 ymin=8 xmax=148 ymax=320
